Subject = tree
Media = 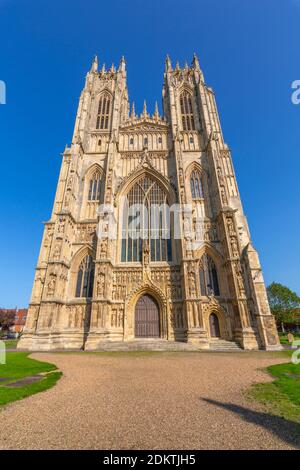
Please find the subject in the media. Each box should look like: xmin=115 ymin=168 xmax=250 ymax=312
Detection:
xmin=267 ymin=282 xmax=300 ymax=332
xmin=0 ymin=311 xmax=15 ymax=335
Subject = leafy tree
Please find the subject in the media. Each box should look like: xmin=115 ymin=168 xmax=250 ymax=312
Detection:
xmin=267 ymin=283 xmax=300 ymax=332
xmin=0 ymin=311 xmax=15 ymax=335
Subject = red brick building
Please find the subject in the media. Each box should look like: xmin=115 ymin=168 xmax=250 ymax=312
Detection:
xmin=0 ymin=308 xmax=28 ymax=336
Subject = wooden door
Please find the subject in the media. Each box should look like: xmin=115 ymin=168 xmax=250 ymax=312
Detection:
xmin=135 ymin=294 xmax=160 ymax=338
xmin=209 ymin=313 xmax=221 ymax=338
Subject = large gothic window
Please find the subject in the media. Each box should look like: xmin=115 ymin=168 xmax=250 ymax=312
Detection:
xmin=199 ymin=254 xmax=220 ymax=296
xmin=121 ymin=176 xmax=172 ymax=262
xmin=75 ymin=255 xmax=95 ymax=298
xmin=190 ymin=169 xmax=204 ymax=199
xmin=88 ymin=170 xmax=101 ymax=201
xmin=96 ymin=93 xmax=111 ymax=130
xmin=180 ymin=90 xmax=195 ymax=131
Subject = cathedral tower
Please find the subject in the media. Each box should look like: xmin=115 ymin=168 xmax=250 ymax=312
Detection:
xmin=18 ymin=55 xmax=281 ymax=351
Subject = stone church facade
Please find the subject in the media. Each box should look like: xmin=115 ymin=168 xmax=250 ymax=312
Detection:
xmin=18 ymin=55 xmax=281 ymax=351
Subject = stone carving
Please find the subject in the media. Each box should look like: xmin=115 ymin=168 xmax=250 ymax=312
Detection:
xmin=53 ymin=241 xmax=62 ymax=260
xmin=111 ymin=306 xmax=124 ymax=328
xmin=76 ymin=224 xmax=97 ymax=243
xmin=171 ymin=305 xmax=184 ymax=329
xmin=234 ymin=262 xmax=246 ymax=296
xmin=34 ymin=272 xmax=45 ymax=299
xmin=100 ymin=238 xmax=108 ymax=259
xmin=57 ymin=218 xmax=65 ymax=234
xmin=227 ymin=218 xmax=235 ymax=236
xmin=96 ymin=272 xmax=105 ymax=298
xmin=220 ymin=186 xmax=227 ymax=204
xmin=143 ymin=239 xmax=150 ymax=266
xmin=18 ymin=58 xmax=280 ymax=353
xmin=67 ymin=305 xmax=85 ymax=329
xmin=188 ymin=269 xmax=197 ymax=297
xmin=47 ymin=273 xmax=56 ymax=297
xmin=230 ymin=237 xmax=239 ymax=258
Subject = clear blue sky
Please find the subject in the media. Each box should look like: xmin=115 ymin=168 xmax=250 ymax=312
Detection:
xmin=0 ymin=0 xmax=299 ymax=307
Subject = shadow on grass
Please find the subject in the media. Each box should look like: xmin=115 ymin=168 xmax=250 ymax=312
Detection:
xmin=201 ymin=398 xmax=300 ymax=449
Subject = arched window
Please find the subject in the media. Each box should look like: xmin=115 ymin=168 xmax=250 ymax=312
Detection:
xmin=75 ymin=255 xmax=95 ymax=298
xmin=199 ymin=254 xmax=220 ymax=296
xmin=88 ymin=170 xmax=101 ymax=201
xmin=180 ymin=90 xmax=195 ymax=131
xmin=121 ymin=175 xmax=172 ymax=262
xmin=96 ymin=93 xmax=111 ymax=130
xmin=190 ymin=169 xmax=204 ymax=199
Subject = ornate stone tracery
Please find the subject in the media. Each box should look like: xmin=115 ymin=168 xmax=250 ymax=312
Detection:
xmin=18 ymin=56 xmax=281 ymax=352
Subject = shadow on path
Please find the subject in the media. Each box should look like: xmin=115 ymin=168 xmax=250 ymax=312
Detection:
xmin=201 ymin=398 xmax=300 ymax=449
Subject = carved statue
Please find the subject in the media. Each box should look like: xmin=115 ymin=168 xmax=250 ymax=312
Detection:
xmin=230 ymin=237 xmax=239 ymax=257
xmin=53 ymin=243 xmax=61 ymax=260
xmin=143 ymin=239 xmax=150 ymax=266
xmin=97 ymin=273 xmax=105 ymax=298
xmin=47 ymin=274 xmax=56 ymax=296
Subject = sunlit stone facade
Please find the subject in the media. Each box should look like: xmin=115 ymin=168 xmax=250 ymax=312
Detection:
xmin=18 ymin=55 xmax=281 ymax=351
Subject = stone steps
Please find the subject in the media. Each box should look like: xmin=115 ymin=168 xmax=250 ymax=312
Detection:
xmin=87 ymin=340 xmax=200 ymax=352
xmin=209 ymin=339 xmax=242 ymax=351
xmin=85 ymin=339 xmax=242 ymax=352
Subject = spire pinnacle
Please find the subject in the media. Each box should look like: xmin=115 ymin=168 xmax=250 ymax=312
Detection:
xmin=154 ymin=101 xmax=159 ymax=119
xmin=192 ymin=52 xmax=200 ymax=70
xmin=91 ymin=55 xmax=98 ymax=72
xmin=118 ymin=55 xmax=126 ymax=72
xmin=131 ymin=102 xmax=136 ymax=119
xmin=175 ymin=61 xmax=180 ymax=71
xmin=101 ymin=63 xmax=106 ymax=75
xmin=110 ymin=63 xmax=116 ymax=73
xmin=142 ymin=100 xmax=147 ymax=117
xmin=165 ymin=55 xmax=172 ymax=72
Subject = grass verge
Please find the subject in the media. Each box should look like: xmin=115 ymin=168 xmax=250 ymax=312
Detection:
xmin=0 ymin=352 xmax=61 ymax=407
xmin=249 ymin=351 xmax=300 ymax=424
xmin=279 ymin=332 xmax=300 ymax=345
xmin=2 ymin=339 xmax=18 ymax=349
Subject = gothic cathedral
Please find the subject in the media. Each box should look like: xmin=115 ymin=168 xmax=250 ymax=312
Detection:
xmin=18 ymin=55 xmax=281 ymax=351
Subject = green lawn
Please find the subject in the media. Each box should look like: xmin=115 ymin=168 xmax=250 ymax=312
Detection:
xmin=278 ymin=333 xmax=300 ymax=344
xmin=249 ymin=351 xmax=300 ymax=424
xmin=278 ymin=332 xmax=300 ymax=345
xmin=0 ymin=352 xmax=61 ymax=407
xmin=2 ymin=339 xmax=18 ymax=349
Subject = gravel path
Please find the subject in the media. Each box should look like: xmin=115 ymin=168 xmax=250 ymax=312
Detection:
xmin=0 ymin=351 xmax=299 ymax=450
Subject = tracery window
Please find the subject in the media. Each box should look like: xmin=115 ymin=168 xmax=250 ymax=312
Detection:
xmin=121 ymin=176 xmax=172 ymax=262
xmin=180 ymin=90 xmax=195 ymax=131
xmin=75 ymin=255 xmax=95 ymax=298
xmin=190 ymin=169 xmax=204 ymax=199
xmin=96 ymin=92 xmax=111 ymax=130
xmin=199 ymin=254 xmax=220 ymax=296
xmin=88 ymin=170 xmax=101 ymax=201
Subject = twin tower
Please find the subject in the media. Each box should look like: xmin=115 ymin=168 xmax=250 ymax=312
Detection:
xmin=18 ymin=54 xmax=281 ymax=351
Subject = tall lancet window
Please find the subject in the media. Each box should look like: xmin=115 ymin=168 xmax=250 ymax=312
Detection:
xmin=75 ymin=255 xmax=95 ymax=298
xmin=96 ymin=92 xmax=111 ymax=130
xmin=121 ymin=176 xmax=172 ymax=262
xmin=190 ymin=169 xmax=204 ymax=199
xmin=88 ymin=170 xmax=101 ymax=201
xmin=199 ymin=254 xmax=220 ymax=296
xmin=180 ymin=90 xmax=195 ymax=131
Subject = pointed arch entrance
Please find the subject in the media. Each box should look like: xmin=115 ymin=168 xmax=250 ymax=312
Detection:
xmin=135 ymin=294 xmax=160 ymax=338
xmin=209 ymin=313 xmax=221 ymax=338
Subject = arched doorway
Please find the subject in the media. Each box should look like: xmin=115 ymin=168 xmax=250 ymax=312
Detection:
xmin=209 ymin=313 xmax=221 ymax=338
xmin=135 ymin=294 xmax=160 ymax=338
